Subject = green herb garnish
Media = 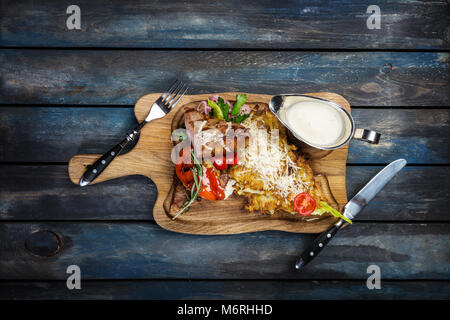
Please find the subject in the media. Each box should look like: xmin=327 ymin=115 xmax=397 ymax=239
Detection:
xmin=231 ymin=94 xmax=247 ymax=116
xmin=172 ymin=151 xmax=203 ymax=220
xmin=217 ymin=97 xmax=230 ymax=121
xmin=209 ymin=94 xmax=250 ymax=124
xmin=233 ymin=113 xmax=250 ymax=124
xmin=316 ymin=201 xmax=352 ymax=224
xmin=207 ymin=100 xmax=225 ymax=120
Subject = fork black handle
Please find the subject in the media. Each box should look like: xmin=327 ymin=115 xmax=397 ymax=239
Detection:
xmin=78 ymin=79 xmax=188 ymax=187
xmin=79 ymin=122 xmax=144 ymax=186
xmin=295 ymin=219 xmax=345 ymax=270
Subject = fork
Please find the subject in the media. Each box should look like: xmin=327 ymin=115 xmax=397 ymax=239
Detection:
xmin=79 ymin=80 xmax=188 ymax=186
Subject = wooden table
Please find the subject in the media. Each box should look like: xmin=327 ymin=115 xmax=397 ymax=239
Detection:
xmin=0 ymin=0 xmax=448 ymax=299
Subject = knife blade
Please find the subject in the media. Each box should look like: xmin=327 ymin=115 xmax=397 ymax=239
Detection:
xmin=342 ymin=158 xmax=407 ymax=221
xmin=295 ymin=158 xmax=407 ymax=270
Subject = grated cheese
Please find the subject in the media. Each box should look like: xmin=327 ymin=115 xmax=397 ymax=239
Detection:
xmin=239 ymin=117 xmax=310 ymax=200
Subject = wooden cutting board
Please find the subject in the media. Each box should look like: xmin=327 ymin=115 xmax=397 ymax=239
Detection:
xmin=69 ymin=92 xmax=350 ymax=235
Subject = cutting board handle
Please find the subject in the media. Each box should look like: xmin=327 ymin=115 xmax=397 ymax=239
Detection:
xmin=68 ymin=152 xmax=148 ymax=185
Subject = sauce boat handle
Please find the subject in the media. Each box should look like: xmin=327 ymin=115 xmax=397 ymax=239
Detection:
xmin=353 ymin=129 xmax=381 ymax=144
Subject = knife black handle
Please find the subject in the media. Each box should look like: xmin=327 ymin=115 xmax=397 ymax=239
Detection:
xmin=79 ymin=123 xmax=145 ymax=187
xmin=295 ymin=219 xmax=345 ymax=270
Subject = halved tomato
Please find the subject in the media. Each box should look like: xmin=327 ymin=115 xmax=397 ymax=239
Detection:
xmin=213 ymin=154 xmax=238 ymax=170
xmin=293 ymin=192 xmax=316 ymax=216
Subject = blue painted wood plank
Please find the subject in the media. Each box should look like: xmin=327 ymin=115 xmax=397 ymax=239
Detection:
xmin=0 ymin=280 xmax=448 ymax=300
xmin=1 ymin=107 xmax=447 ymax=163
xmin=348 ymin=109 xmax=450 ymax=164
xmin=346 ymin=166 xmax=449 ymax=221
xmin=0 ymin=222 xmax=448 ymax=280
xmin=0 ymin=167 xmax=156 ymax=220
xmin=0 ymin=165 xmax=447 ymax=221
xmin=1 ymin=0 xmax=448 ymax=49
xmin=0 ymin=50 xmax=448 ymax=106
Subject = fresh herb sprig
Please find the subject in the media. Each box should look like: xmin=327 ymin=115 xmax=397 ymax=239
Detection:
xmin=207 ymin=94 xmax=250 ymax=124
xmin=230 ymin=94 xmax=249 ymax=123
xmin=172 ymin=151 xmax=203 ymax=220
xmin=217 ymin=97 xmax=230 ymax=121
xmin=233 ymin=113 xmax=250 ymax=124
xmin=231 ymin=94 xmax=247 ymax=116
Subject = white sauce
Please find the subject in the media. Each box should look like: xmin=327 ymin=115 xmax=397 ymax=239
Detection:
xmin=284 ymin=101 xmax=345 ymax=147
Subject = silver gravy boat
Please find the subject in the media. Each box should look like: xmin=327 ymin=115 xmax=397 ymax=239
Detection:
xmin=269 ymin=94 xmax=381 ymax=150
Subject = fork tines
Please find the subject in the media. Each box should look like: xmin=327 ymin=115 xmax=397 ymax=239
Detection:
xmin=161 ymin=80 xmax=188 ymax=109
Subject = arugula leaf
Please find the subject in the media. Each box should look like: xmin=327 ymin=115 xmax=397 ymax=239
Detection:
xmin=207 ymin=100 xmax=224 ymax=120
xmin=316 ymin=201 xmax=352 ymax=224
xmin=208 ymin=95 xmax=249 ymax=124
xmin=233 ymin=114 xmax=250 ymax=124
xmin=217 ymin=97 xmax=230 ymax=121
xmin=231 ymin=94 xmax=247 ymax=116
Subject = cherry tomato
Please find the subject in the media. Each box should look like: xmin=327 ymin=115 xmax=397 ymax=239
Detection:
xmin=293 ymin=192 xmax=316 ymax=216
xmin=213 ymin=158 xmax=228 ymax=170
xmin=225 ymin=154 xmax=238 ymax=166
xmin=213 ymin=154 xmax=238 ymax=170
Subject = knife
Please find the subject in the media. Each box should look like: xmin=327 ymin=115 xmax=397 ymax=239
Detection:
xmin=295 ymin=158 xmax=407 ymax=270
xmin=79 ymin=80 xmax=188 ymax=187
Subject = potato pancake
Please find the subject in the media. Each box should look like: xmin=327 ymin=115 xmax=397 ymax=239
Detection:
xmin=229 ymin=105 xmax=323 ymax=214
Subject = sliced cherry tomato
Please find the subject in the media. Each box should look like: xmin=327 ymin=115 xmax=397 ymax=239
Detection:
xmin=213 ymin=158 xmax=228 ymax=170
xmin=225 ymin=154 xmax=238 ymax=166
xmin=213 ymin=154 xmax=238 ymax=170
xmin=293 ymin=192 xmax=316 ymax=216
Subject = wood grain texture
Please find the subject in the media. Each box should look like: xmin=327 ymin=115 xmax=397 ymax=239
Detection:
xmin=1 ymin=50 xmax=448 ymax=106
xmin=0 ymin=166 xmax=156 ymax=221
xmin=1 ymin=107 xmax=448 ymax=164
xmin=0 ymin=0 xmax=448 ymax=300
xmin=1 ymin=280 xmax=448 ymax=300
xmin=1 ymin=0 xmax=448 ymax=49
xmin=68 ymin=92 xmax=349 ymax=234
xmin=0 ymin=222 xmax=448 ymax=280
xmin=0 ymin=165 xmax=447 ymax=221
